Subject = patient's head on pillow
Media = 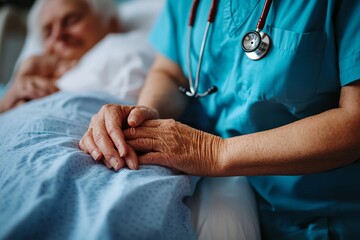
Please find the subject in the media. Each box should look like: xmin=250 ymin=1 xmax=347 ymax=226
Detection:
xmin=31 ymin=0 xmax=120 ymax=61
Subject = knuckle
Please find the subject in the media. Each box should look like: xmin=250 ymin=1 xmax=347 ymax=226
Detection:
xmin=90 ymin=115 xmax=98 ymax=123
xmin=107 ymin=126 xmax=119 ymax=136
xmin=100 ymin=104 xmax=113 ymax=113
xmin=129 ymin=127 xmax=136 ymax=136
xmin=93 ymin=131 xmax=105 ymax=144
xmin=137 ymin=106 xmax=149 ymax=114
xmin=150 ymin=138 xmax=157 ymax=150
xmin=135 ymin=138 xmax=148 ymax=148
xmin=102 ymin=154 xmax=113 ymax=161
xmin=106 ymin=103 xmax=118 ymax=111
xmin=163 ymin=119 xmax=177 ymax=131
xmin=103 ymin=104 xmax=123 ymax=117
xmin=79 ymin=139 xmax=91 ymax=154
xmin=78 ymin=138 xmax=85 ymax=150
xmin=102 ymin=150 xmax=119 ymax=162
xmin=80 ymin=132 xmax=92 ymax=147
xmin=166 ymin=119 xmax=177 ymax=126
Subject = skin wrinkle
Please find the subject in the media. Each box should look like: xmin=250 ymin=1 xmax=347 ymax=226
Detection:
xmin=198 ymin=130 xmax=222 ymax=175
xmin=167 ymin=120 xmax=187 ymax=169
xmin=104 ymin=105 xmax=128 ymax=155
xmin=72 ymin=1 xmax=360 ymax=189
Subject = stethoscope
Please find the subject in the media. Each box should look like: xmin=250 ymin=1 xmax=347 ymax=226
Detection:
xmin=179 ymin=0 xmax=273 ymax=98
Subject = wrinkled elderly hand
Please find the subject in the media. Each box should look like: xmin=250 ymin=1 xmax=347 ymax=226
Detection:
xmin=1 ymin=55 xmax=75 ymax=111
xmin=79 ymin=104 xmax=159 ymax=171
xmin=123 ymin=119 xmax=225 ymax=176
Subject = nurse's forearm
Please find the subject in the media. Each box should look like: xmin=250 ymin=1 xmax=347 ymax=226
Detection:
xmin=220 ymin=84 xmax=360 ymax=176
xmin=137 ymin=55 xmax=189 ymax=119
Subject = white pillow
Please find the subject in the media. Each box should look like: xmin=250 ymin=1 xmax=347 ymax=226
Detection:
xmin=118 ymin=0 xmax=164 ymax=32
xmin=56 ymin=31 xmax=155 ymax=105
xmin=14 ymin=0 xmax=164 ymax=71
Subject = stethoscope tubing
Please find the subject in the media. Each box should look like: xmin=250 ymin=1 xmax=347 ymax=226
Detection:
xmin=184 ymin=0 xmax=218 ymax=97
xmin=181 ymin=0 xmax=273 ymax=98
xmin=256 ymin=0 xmax=273 ymax=31
xmin=186 ymin=22 xmax=211 ymax=97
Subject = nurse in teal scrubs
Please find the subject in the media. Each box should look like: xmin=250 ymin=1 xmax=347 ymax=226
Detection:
xmin=80 ymin=0 xmax=360 ymax=239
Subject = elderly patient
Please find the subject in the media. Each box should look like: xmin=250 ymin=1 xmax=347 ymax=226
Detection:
xmin=0 ymin=0 xmax=153 ymax=113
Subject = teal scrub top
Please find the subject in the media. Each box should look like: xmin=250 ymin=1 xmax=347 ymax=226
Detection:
xmin=149 ymin=0 xmax=360 ymax=239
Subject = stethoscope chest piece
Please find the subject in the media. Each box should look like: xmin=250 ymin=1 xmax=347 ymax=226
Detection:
xmin=241 ymin=30 xmax=271 ymax=61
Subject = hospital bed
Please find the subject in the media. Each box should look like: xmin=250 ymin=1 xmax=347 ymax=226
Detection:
xmin=0 ymin=0 xmax=260 ymax=239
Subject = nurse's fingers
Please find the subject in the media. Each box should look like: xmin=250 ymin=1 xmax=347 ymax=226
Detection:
xmin=137 ymin=152 xmax=170 ymax=168
xmin=127 ymin=106 xmax=160 ymax=128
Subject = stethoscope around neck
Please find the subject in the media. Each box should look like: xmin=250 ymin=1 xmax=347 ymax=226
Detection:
xmin=179 ymin=0 xmax=273 ymax=98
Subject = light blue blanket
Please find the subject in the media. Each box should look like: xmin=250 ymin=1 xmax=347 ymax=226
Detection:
xmin=0 ymin=92 xmax=197 ymax=240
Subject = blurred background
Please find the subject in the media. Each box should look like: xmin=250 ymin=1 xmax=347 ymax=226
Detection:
xmin=0 ymin=0 xmax=32 ymax=90
xmin=0 ymin=0 xmax=130 ymax=96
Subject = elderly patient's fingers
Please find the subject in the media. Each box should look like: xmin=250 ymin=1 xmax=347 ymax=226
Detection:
xmin=79 ymin=128 xmax=103 ymax=161
xmin=54 ymin=60 xmax=78 ymax=78
xmin=19 ymin=55 xmax=59 ymax=78
xmin=34 ymin=77 xmax=59 ymax=92
xmin=79 ymin=133 xmax=113 ymax=170
xmin=92 ymin=115 xmax=125 ymax=171
xmin=22 ymin=76 xmax=59 ymax=99
xmin=124 ymin=145 xmax=139 ymax=170
xmin=104 ymin=107 xmax=128 ymax=157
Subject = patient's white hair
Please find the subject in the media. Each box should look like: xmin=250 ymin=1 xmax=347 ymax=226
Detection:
xmin=28 ymin=0 xmax=119 ymax=45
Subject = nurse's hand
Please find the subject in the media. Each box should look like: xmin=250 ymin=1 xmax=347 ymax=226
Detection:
xmin=79 ymin=104 xmax=159 ymax=171
xmin=123 ymin=119 xmax=225 ymax=176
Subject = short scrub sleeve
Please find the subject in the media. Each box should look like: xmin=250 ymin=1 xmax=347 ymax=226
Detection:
xmin=335 ymin=0 xmax=360 ymax=86
xmin=149 ymin=0 xmax=181 ymax=64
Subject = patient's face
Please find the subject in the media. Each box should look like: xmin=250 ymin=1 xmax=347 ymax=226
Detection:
xmin=40 ymin=0 xmax=114 ymax=60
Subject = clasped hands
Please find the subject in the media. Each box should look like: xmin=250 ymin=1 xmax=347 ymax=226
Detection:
xmin=79 ymin=104 xmax=225 ymax=175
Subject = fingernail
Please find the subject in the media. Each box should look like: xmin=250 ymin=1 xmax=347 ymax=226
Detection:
xmin=128 ymin=115 xmax=138 ymax=126
xmin=104 ymin=160 xmax=112 ymax=169
xmin=118 ymin=145 xmax=126 ymax=157
xmin=109 ymin=158 xmax=120 ymax=170
xmin=126 ymin=159 xmax=136 ymax=170
xmin=91 ymin=150 xmax=100 ymax=160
